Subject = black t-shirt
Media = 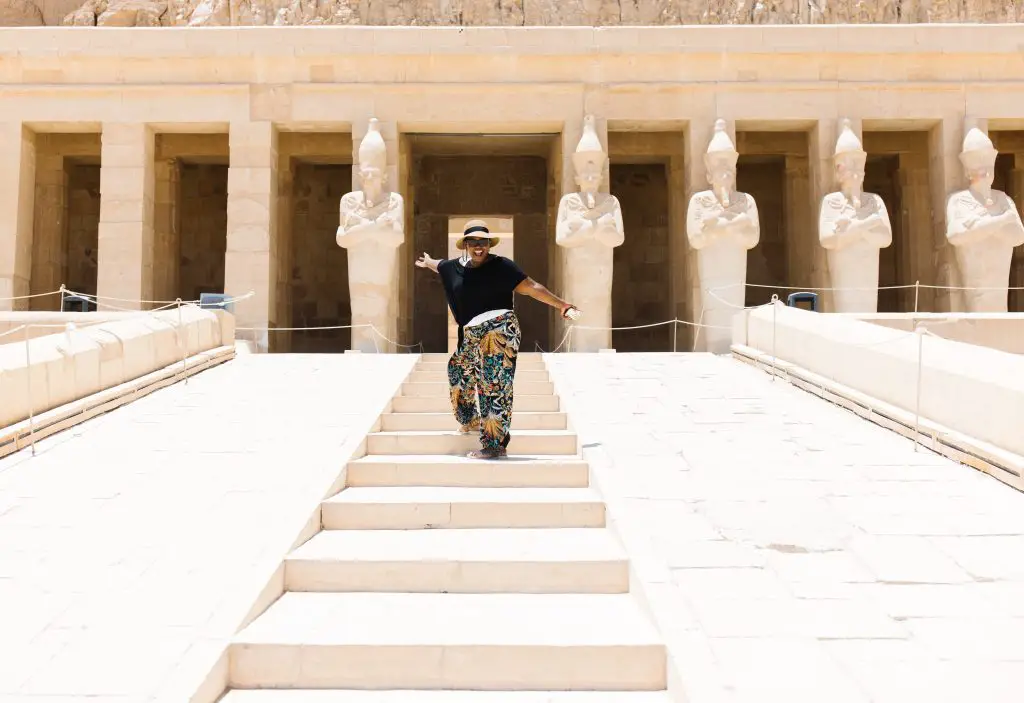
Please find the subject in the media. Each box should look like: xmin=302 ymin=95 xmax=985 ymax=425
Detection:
xmin=438 ymin=255 xmax=528 ymax=346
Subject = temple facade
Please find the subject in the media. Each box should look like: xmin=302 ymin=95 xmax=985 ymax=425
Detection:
xmin=2 ymin=25 xmax=1023 ymax=353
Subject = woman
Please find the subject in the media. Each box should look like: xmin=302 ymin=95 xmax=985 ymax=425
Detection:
xmin=415 ymin=220 xmax=579 ymax=459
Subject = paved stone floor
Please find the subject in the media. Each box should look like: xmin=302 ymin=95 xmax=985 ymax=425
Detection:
xmin=546 ymin=352 xmax=1024 ymax=703
xmin=0 ymin=352 xmax=416 ymax=702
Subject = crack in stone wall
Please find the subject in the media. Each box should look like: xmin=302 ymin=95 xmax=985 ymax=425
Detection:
xmin=4 ymin=0 xmax=1021 ymax=27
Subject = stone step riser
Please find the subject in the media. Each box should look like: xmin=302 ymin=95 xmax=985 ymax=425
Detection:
xmin=222 ymin=691 xmax=673 ymax=702
xmin=420 ymin=352 xmax=545 ymax=363
xmin=380 ymin=412 xmax=567 ymax=432
xmin=230 ymin=644 xmax=667 ymax=691
xmin=392 ymin=395 xmax=560 ymax=413
xmin=407 ymin=370 xmax=550 ymax=384
xmin=366 ymin=433 xmax=577 ymax=456
xmin=345 ymin=461 xmax=590 ymax=488
xmin=402 ymin=381 xmax=554 ymax=397
xmin=415 ymin=361 xmax=547 ymax=373
xmin=322 ymin=500 xmax=605 ymax=530
xmin=284 ymin=559 xmax=629 ymax=594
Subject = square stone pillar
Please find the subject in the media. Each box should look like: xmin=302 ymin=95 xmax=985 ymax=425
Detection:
xmin=929 ymin=114 xmax=965 ymax=312
xmin=350 ymin=119 xmax=402 ymax=353
xmin=96 ymin=123 xmax=156 ymax=310
xmin=809 ymin=119 xmax=839 ymax=311
xmin=29 ymin=151 xmax=68 ymax=311
xmin=152 ymin=156 xmax=181 ymax=303
xmin=225 ymin=122 xmax=278 ymax=352
xmin=558 ymin=116 xmax=613 ymax=352
xmin=0 ymin=123 xmax=36 ymax=311
xmin=1009 ymin=159 xmax=1024 ymax=312
xmin=785 ymin=153 xmax=813 ymax=300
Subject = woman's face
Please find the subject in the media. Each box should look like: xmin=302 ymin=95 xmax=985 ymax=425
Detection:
xmin=463 ymin=237 xmax=491 ymax=265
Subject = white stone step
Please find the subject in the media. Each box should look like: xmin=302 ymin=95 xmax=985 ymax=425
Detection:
xmin=230 ymin=592 xmax=666 ymax=690
xmin=322 ymin=487 xmax=604 ymax=529
xmin=408 ymin=369 xmax=550 ymax=384
xmin=381 ymin=411 xmax=567 ymax=432
xmin=402 ymin=381 xmax=554 ymax=396
xmin=392 ymin=395 xmax=560 ymax=413
xmin=222 ymin=691 xmax=672 ymax=702
xmin=416 ymin=360 xmax=547 ymax=373
xmin=366 ymin=430 xmax=576 ymax=456
xmin=421 ymin=352 xmax=545 ymax=363
xmin=346 ymin=455 xmax=590 ymax=488
xmin=285 ymin=528 xmax=627 ymax=593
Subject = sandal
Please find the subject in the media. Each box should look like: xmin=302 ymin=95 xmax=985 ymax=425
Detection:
xmin=467 ymin=448 xmax=507 ymax=460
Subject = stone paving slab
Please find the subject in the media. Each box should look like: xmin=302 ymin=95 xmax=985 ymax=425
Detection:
xmin=0 ymin=353 xmax=416 ymax=701
xmin=545 ymin=352 xmax=1024 ymax=703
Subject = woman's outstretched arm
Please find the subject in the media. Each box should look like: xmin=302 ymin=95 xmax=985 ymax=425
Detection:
xmin=515 ymin=278 xmax=575 ymax=315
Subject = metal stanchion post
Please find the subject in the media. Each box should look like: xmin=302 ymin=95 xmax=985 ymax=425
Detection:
xmin=770 ymin=294 xmax=779 ymax=381
xmin=24 ymin=325 xmax=35 ymax=455
xmin=914 ymin=280 xmax=920 ymax=315
xmin=177 ymin=298 xmax=188 ymax=384
xmin=914 ymin=323 xmax=924 ymax=452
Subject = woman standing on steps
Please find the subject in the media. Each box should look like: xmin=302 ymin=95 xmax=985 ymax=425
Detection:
xmin=415 ymin=219 xmax=579 ymax=460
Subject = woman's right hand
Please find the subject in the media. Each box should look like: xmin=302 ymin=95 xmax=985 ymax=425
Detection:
xmin=415 ymin=252 xmax=434 ymax=269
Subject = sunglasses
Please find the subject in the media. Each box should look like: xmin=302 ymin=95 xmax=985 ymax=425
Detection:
xmin=463 ymin=238 xmax=491 ymax=248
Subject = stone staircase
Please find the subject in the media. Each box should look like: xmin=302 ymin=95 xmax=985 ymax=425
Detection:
xmin=220 ymin=352 xmax=668 ymax=701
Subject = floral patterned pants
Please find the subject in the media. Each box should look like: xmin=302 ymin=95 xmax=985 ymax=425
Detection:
xmin=447 ymin=312 xmax=521 ymax=452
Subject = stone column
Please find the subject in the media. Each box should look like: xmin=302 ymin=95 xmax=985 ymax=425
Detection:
xmin=29 ymin=149 xmax=66 ymax=311
xmin=0 ymin=123 xmax=36 ymax=311
xmin=784 ymin=153 xmax=812 ymax=302
xmin=667 ymin=148 xmax=689 ymax=351
xmin=96 ymin=123 xmax=156 ymax=310
xmin=929 ymin=114 xmax=965 ymax=312
xmin=1010 ymin=158 xmax=1024 ymax=312
xmin=351 ymin=119 xmax=402 ymax=352
xmin=152 ymin=156 xmax=180 ymax=303
xmin=808 ymin=119 xmax=838 ymax=310
xmin=225 ymin=121 xmax=278 ymax=352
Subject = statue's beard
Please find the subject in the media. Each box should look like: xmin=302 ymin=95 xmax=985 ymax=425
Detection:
xmin=716 ymin=185 xmax=730 ymax=207
xmin=971 ymin=182 xmax=993 ymax=207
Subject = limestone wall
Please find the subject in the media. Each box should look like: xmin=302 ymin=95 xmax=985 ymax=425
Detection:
xmin=10 ymin=0 xmax=1022 ymax=27
xmin=0 ymin=305 xmax=234 ymax=428
xmin=732 ymin=304 xmax=1024 ymax=460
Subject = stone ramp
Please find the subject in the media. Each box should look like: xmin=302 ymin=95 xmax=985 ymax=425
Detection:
xmin=225 ymin=352 xmax=669 ymax=697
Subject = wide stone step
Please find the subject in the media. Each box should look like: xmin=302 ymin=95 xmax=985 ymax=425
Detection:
xmin=408 ymin=369 xmax=550 ymax=384
xmin=416 ymin=360 xmax=547 ymax=373
xmin=222 ymin=691 xmax=672 ymax=702
xmin=392 ymin=395 xmax=560 ymax=413
xmin=421 ymin=352 xmax=545 ymax=363
xmin=402 ymin=381 xmax=554 ymax=397
xmin=381 ymin=411 xmax=567 ymax=432
xmin=345 ymin=455 xmax=590 ymax=488
xmin=322 ymin=487 xmax=604 ymax=529
xmin=229 ymin=592 xmax=666 ymax=690
xmin=285 ymin=528 xmax=627 ymax=593
xmin=366 ymin=430 xmax=576 ymax=456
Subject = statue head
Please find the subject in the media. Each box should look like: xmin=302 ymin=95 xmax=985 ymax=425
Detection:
xmin=959 ymin=126 xmax=998 ymax=199
xmin=572 ymin=115 xmax=607 ymax=196
xmin=358 ymin=118 xmax=387 ymax=199
xmin=704 ymin=119 xmax=738 ymax=204
xmin=834 ymin=118 xmax=867 ymax=200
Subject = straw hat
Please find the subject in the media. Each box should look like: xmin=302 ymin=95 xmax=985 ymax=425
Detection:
xmin=455 ymin=219 xmax=501 ymax=249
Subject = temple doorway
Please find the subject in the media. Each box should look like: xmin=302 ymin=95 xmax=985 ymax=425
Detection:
xmin=406 ymin=134 xmax=553 ymax=353
xmin=607 ymin=131 xmax=683 ymax=352
xmin=154 ymin=134 xmax=229 ymax=307
xmin=736 ymin=130 xmax=813 ymax=307
xmin=29 ymin=133 xmax=101 ymax=311
xmin=863 ymin=130 xmax=932 ymax=312
xmin=278 ymin=132 xmax=352 ymax=353
xmin=991 ymin=130 xmax=1024 ymax=313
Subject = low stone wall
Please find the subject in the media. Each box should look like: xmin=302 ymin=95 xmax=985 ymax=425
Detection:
xmin=731 ymin=304 xmax=1024 ymax=460
xmin=0 ymin=305 xmax=234 ymax=428
xmin=853 ymin=313 xmax=1024 ymax=355
xmin=0 ymin=311 xmax=142 ymax=342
